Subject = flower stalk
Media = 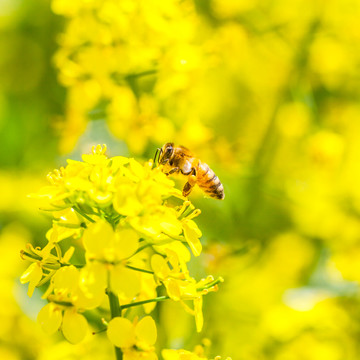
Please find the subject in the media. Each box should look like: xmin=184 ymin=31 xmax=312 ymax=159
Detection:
xmin=106 ymin=289 xmax=123 ymax=360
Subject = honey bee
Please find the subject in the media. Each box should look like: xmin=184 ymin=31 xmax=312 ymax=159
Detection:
xmin=154 ymin=143 xmax=225 ymax=200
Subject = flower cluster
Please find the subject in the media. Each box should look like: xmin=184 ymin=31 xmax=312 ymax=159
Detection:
xmin=20 ymin=145 xmax=226 ymax=359
xmin=50 ymin=0 xmax=238 ymax=168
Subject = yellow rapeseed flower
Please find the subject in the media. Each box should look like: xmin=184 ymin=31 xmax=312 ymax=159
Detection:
xmin=20 ymin=262 xmax=43 ymax=297
xmin=107 ymin=316 xmax=158 ymax=359
xmin=21 ymin=144 xmax=224 ymax=357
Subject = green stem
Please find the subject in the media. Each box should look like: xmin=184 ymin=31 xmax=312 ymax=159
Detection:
xmin=107 ymin=290 xmax=121 ymax=317
xmin=60 ymin=261 xmax=153 ymax=275
xmin=125 ymin=265 xmax=154 ymax=274
xmin=92 ymin=327 xmax=107 ymax=335
xmin=115 ymin=277 xmax=224 ymax=309
xmin=121 ymin=295 xmax=170 ymax=309
xmin=72 ymin=206 xmax=95 ymax=223
xmin=130 ymin=243 xmax=151 ymax=257
xmin=114 ymin=278 xmax=223 ymax=310
xmin=51 ymin=299 xmax=73 ymax=307
xmin=106 ymin=289 xmax=123 ymax=360
xmin=56 ymin=222 xmax=83 ymax=229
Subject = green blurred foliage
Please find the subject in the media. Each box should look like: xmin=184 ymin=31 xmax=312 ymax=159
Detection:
xmin=2 ymin=0 xmax=360 ymax=359
xmin=0 ymin=0 xmax=64 ymax=170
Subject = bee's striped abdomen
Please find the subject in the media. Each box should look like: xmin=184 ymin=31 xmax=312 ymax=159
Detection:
xmin=197 ymin=162 xmax=225 ymax=200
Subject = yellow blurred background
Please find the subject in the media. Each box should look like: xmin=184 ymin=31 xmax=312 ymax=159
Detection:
xmin=2 ymin=0 xmax=360 ymax=359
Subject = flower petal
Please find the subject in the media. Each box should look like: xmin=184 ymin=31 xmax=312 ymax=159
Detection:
xmin=53 ymin=265 xmax=79 ymax=295
xmin=151 ymin=254 xmax=170 ymax=280
xmin=20 ymin=262 xmax=43 ymax=297
xmin=107 ymin=317 xmax=135 ymax=348
xmin=182 ymin=221 xmax=202 ymax=257
xmin=114 ymin=228 xmax=139 ymax=259
xmin=82 ymin=220 xmax=115 ymax=258
xmin=110 ymin=265 xmax=141 ymax=298
xmin=37 ymin=303 xmax=62 ymax=334
xmin=135 ymin=316 xmax=157 ymax=346
xmin=62 ymin=309 xmax=88 ymax=344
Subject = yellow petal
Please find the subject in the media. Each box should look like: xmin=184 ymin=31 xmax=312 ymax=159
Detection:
xmin=138 ymin=275 xmax=158 ymax=314
xmin=82 ymin=219 xmax=115 ymax=257
xmin=108 ymin=156 xmax=129 ymax=170
xmin=159 ymin=213 xmax=183 ymax=237
xmin=79 ymin=262 xmax=107 ymax=298
xmin=53 ymin=208 xmax=80 ymax=224
xmin=129 ymin=158 xmax=146 ymax=179
xmin=161 ymin=349 xmax=179 ymax=360
xmin=184 ymin=219 xmax=202 ymax=237
xmin=155 ymin=242 xmax=191 ymax=264
xmin=62 ymin=309 xmax=88 ymax=344
xmin=162 ymin=349 xmax=191 ymax=360
xmin=114 ymin=228 xmax=139 ymax=259
xmin=82 ymin=153 xmax=107 ymax=165
xmin=135 ymin=316 xmax=157 ymax=346
xmin=75 ymin=287 xmax=105 ymax=309
xmin=166 ymin=279 xmax=182 ymax=301
xmin=37 ymin=303 xmax=62 ymax=334
xmin=20 ymin=262 xmax=43 ymax=297
xmin=182 ymin=221 xmax=202 ymax=257
xmin=114 ymin=185 xmax=143 ymax=217
xmin=63 ymin=246 xmax=75 ymax=263
xmin=151 ymin=254 xmax=170 ymax=280
xmin=165 ymin=249 xmax=181 ymax=273
xmin=53 ymin=265 xmax=79 ymax=295
xmin=110 ymin=265 xmax=141 ymax=298
xmin=107 ymin=317 xmax=135 ymax=348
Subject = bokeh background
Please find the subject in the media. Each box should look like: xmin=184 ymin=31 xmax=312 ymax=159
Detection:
xmin=2 ymin=0 xmax=360 ymax=359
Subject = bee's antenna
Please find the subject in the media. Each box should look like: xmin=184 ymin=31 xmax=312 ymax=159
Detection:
xmin=153 ymin=148 xmax=160 ymax=168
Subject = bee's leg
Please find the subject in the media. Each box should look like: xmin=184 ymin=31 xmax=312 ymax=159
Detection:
xmin=153 ymin=148 xmax=160 ymax=168
xmin=169 ymin=167 xmax=179 ymax=174
xmin=165 ymin=167 xmax=179 ymax=176
xmin=183 ymin=182 xmax=194 ymax=197
xmin=182 ymin=168 xmax=197 ymax=197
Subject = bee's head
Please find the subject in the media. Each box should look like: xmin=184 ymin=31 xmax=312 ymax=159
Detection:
xmin=158 ymin=143 xmax=174 ymax=165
